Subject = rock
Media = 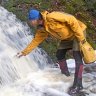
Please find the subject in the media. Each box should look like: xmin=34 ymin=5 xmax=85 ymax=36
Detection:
xmin=91 ymin=66 xmax=96 ymax=72
xmin=83 ymin=73 xmax=94 ymax=82
xmin=84 ymin=67 xmax=93 ymax=73
xmin=89 ymin=85 xmax=96 ymax=93
xmin=84 ymin=63 xmax=96 ymax=73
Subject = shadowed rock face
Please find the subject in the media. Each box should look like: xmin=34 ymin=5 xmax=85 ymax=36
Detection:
xmin=84 ymin=63 xmax=96 ymax=73
xmin=0 ymin=0 xmax=8 ymax=5
xmin=0 ymin=0 xmax=2 ymax=4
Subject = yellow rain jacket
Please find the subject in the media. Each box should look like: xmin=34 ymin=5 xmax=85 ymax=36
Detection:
xmin=22 ymin=11 xmax=87 ymax=55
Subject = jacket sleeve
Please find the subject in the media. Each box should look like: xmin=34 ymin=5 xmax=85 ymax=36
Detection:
xmin=21 ymin=28 xmax=48 ymax=55
xmin=47 ymin=12 xmax=86 ymax=41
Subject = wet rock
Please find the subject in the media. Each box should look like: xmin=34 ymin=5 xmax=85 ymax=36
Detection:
xmin=83 ymin=73 xmax=94 ymax=82
xmin=84 ymin=67 xmax=93 ymax=73
xmin=84 ymin=63 xmax=96 ymax=73
xmin=89 ymin=85 xmax=96 ymax=94
xmin=83 ymin=73 xmax=96 ymax=90
xmin=91 ymin=66 xmax=96 ymax=72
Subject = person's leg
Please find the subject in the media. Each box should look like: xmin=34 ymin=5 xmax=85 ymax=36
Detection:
xmin=72 ymin=30 xmax=86 ymax=89
xmin=56 ymin=48 xmax=71 ymax=76
xmin=68 ymin=51 xmax=83 ymax=94
xmin=56 ymin=40 xmax=73 ymax=76
xmin=68 ymin=38 xmax=84 ymax=94
xmin=73 ymin=51 xmax=83 ymax=88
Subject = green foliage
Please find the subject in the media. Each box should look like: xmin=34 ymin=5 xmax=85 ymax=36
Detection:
xmin=14 ymin=0 xmax=31 ymax=4
xmin=32 ymin=0 xmax=42 ymax=3
xmin=40 ymin=2 xmax=51 ymax=10
xmin=4 ymin=0 xmax=14 ymax=10
xmin=93 ymin=2 xmax=96 ymax=9
xmin=65 ymin=3 xmax=75 ymax=14
xmin=40 ymin=40 xmax=58 ymax=61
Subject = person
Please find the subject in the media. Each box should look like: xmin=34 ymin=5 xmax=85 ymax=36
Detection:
xmin=16 ymin=9 xmax=87 ymax=95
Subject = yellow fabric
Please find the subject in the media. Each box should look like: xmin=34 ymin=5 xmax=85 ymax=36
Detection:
xmin=80 ymin=41 xmax=96 ymax=64
xmin=43 ymin=11 xmax=87 ymax=41
xmin=22 ymin=11 xmax=87 ymax=55
xmin=22 ymin=28 xmax=48 ymax=55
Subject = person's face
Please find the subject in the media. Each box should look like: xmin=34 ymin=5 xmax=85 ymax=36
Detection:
xmin=29 ymin=20 xmax=38 ymax=27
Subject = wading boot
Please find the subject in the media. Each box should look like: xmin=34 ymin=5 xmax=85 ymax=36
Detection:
xmin=58 ymin=59 xmax=70 ymax=76
xmin=68 ymin=78 xmax=83 ymax=95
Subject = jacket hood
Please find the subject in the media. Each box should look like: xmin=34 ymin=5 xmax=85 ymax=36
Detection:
xmin=41 ymin=11 xmax=49 ymax=21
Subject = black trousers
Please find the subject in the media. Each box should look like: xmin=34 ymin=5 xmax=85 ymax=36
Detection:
xmin=56 ymin=49 xmax=83 ymax=64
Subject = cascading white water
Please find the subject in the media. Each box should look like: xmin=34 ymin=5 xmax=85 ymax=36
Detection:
xmin=0 ymin=6 xmax=53 ymax=86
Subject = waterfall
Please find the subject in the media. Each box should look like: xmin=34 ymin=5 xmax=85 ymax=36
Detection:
xmin=0 ymin=6 xmax=53 ymax=87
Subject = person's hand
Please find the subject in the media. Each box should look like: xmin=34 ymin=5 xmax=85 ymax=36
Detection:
xmin=16 ymin=52 xmax=24 ymax=58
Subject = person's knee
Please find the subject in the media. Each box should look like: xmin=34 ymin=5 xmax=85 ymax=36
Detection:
xmin=56 ymin=50 xmax=63 ymax=60
xmin=73 ymin=51 xmax=83 ymax=64
xmin=56 ymin=49 xmax=67 ymax=60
